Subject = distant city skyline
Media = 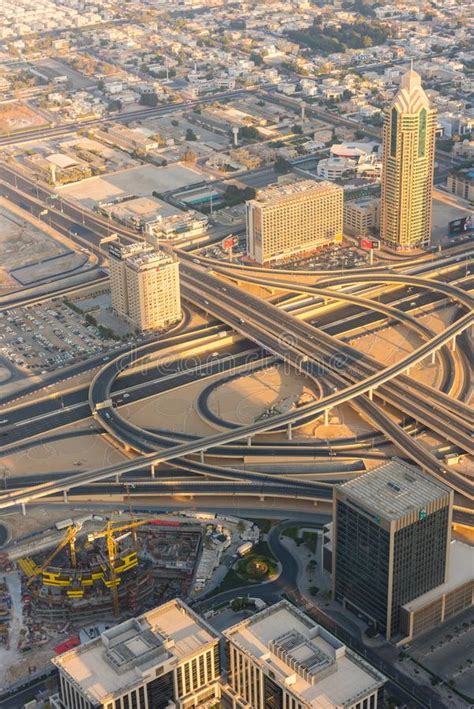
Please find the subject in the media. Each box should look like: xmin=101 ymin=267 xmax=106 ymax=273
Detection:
xmin=0 ymin=1 xmax=472 ymax=704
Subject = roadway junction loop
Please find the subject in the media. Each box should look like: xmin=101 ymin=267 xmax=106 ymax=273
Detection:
xmin=0 ymin=168 xmax=472 ymax=525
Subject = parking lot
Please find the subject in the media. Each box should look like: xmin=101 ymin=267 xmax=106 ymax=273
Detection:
xmin=198 ymin=240 xmax=370 ymax=270
xmin=0 ymin=299 xmax=120 ymax=375
xmin=279 ymin=243 xmax=370 ymax=270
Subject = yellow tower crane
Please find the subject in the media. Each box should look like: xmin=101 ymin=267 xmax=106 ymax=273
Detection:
xmin=87 ymin=518 xmax=155 ymax=616
xmin=25 ymin=521 xmax=83 ymax=586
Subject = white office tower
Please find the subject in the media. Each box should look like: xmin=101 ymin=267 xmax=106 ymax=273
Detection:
xmin=50 ymin=599 xmax=222 ymax=709
xmin=246 ymin=179 xmax=343 ymax=265
xmin=223 ymin=600 xmax=386 ymax=709
xmin=109 ymin=242 xmax=181 ymax=332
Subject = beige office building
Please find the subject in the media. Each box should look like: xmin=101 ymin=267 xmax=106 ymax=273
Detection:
xmin=344 ymin=197 xmax=380 ymax=237
xmin=246 ymin=179 xmax=343 ymax=264
xmin=447 ymin=168 xmax=474 ymax=203
xmin=380 ymin=69 xmax=437 ymax=251
xmin=109 ymin=242 xmax=181 ymax=332
xmin=50 ymin=599 xmax=222 ymax=709
xmin=223 ymin=600 xmax=386 ymax=709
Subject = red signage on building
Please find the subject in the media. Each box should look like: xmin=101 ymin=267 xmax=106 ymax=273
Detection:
xmin=222 ymin=236 xmax=238 ymax=250
xmin=361 ymin=238 xmax=380 ymax=250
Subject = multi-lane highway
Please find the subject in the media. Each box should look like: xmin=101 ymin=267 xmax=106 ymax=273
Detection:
xmin=1 ymin=256 xmax=472 ymax=512
xmin=0 ymin=149 xmax=472 ymax=520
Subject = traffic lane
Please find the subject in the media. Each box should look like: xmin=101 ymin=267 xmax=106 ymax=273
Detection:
xmin=2 ymin=348 xmax=254 ymax=444
xmin=196 ymin=518 xmax=326 ymax=610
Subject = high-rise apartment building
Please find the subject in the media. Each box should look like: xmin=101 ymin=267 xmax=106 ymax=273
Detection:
xmin=333 ymin=460 xmax=453 ymax=639
xmin=224 ymin=600 xmax=386 ymax=709
xmin=50 ymin=599 xmax=222 ymax=709
xmin=109 ymin=242 xmax=181 ymax=332
xmin=380 ymin=69 xmax=437 ymax=251
xmin=246 ymin=179 xmax=343 ymax=264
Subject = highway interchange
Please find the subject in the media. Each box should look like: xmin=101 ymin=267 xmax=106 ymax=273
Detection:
xmin=0 ymin=158 xmax=472 ymax=527
xmin=0 ymin=74 xmax=474 ymax=522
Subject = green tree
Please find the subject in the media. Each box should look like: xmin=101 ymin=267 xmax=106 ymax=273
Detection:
xmin=238 ymin=125 xmax=260 ymax=141
xmin=250 ymin=52 xmax=264 ymax=66
xmin=274 ymin=156 xmax=292 ymax=174
xmin=139 ymin=92 xmax=158 ymax=107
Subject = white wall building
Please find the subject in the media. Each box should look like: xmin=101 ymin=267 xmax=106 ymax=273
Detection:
xmin=50 ymin=599 xmax=222 ymax=709
xmin=223 ymin=600 xmax=386 ymax=709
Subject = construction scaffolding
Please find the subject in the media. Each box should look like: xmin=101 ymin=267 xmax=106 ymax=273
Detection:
xmin=14 ymin=516 xmax=203 ymax=626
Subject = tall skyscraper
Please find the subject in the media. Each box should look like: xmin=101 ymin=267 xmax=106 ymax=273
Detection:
xmin=380 ymin=68 xmax=437 ymax=251
xmin=109 ymin=242 xmax=181 ymax=332
xmin=246 ymin=179 xmax=343 ymax=264
xmin=333 ymin=460 xmax=453 ymax=639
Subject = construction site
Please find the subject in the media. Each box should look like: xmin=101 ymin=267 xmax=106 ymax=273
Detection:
xmin=0 ymin=514 xmax=202 ymax=661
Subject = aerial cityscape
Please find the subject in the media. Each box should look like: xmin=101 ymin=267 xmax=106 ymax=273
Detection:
xmin=0 ymin=0 xmax=472 ymax=707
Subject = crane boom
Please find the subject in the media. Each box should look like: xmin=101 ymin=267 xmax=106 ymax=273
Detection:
xmin=26 ymin=522 xmax=83 ymax=586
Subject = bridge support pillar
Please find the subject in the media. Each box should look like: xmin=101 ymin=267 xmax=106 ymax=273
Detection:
xmin=115 ymin=474 xmax=120 ymax=484
xmin=21 ymin=502 xmax=26 ymax=516
xmin=63 ymin=490 xmax=68 ymax=504
xmin=200 ymin=450 xmax=205 ymax=463
xmin=287 ymin=423 xmax=293 ymax=440
xmin=260 ymin=496 xmax=265 ymax=502
xmin=451 ymin=336 xmax=456 ymax=352
xmin=368 ymin=388 xmax=373 ymax=401
xmin=324 ymin=409 xmax=329 ymax=426
xmin=431 ymin=350 xmax=436 ymax=365
xmin=150 ymin=464 xmax=156 ymax=479
xmin=406 ymin=366 xmax=410 ymax=376
xmin=247 ymin=437 xmax=252 ymax=446
xmin=313 ymin=501 xmax=318 ymax=507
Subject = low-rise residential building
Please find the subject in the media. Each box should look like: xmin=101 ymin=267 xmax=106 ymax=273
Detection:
xmin=344 ymin=196 xmax=380 ymax=237
xmin=447 ymin=168 xmax=474 ymax=203
xmin=96 ymin=126 xmax=159 ymax=154
xmin=317 ymin=156 xmax=356 ymax=181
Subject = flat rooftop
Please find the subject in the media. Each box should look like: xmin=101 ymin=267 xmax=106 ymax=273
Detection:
xmin=52 ymin=599 xmax=218 ymax=703
xmin=224 ymin=601 xmax=385 ymax=708
xmin=105 ymin=196 xmax=176 ymax=219
xmin=337 ymin=460 xmax=451 ymax=522
xmin=403 ymin=540 xmax=474 ymax=613
xmin=127 ymin=249 xmax=177 ymax=271
xmin=253 ymin=179 xmax=340 ymax=205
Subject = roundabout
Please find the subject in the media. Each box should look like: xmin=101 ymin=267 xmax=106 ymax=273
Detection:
xmin=235 ymin=553 xmax=278 ymax=583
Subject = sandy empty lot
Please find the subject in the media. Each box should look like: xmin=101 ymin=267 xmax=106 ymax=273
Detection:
xmin=60 ymin=163 xmax=205 ymax=207
xmin=0 ymin=101 xmax=47 ymax=134
xmin=0 ymin=202 xmax=67 ymax=273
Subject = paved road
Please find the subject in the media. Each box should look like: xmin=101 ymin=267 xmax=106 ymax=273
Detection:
xmin=196 ymin=519 xmax=445 ymax=708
